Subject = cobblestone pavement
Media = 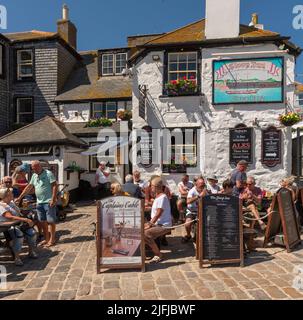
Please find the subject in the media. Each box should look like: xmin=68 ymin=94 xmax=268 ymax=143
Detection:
xmin=1 ymin=203 xmax=303 ymax=300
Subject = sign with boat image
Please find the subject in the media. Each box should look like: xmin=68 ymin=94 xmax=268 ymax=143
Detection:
xmin=213 ymin=57 xmax=284 ymax=104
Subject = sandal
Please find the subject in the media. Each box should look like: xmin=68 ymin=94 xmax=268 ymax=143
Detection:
xmin=150 ymin=256 xmax=163 ymax=264
xmin=181 ymin=235 xmax=192 ymax=243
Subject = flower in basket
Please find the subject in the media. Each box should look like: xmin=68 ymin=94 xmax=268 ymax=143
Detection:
xmin=166 ymin=77 xmax=198 ymax=96
xmin=279 ymin=112 xmax=301 ymax=126
xmin=86 ymin=117 xmax=113 ymax=128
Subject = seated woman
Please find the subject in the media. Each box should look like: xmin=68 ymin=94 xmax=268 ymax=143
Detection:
xmin=111 ymin=183 xmax=128 ymax=196
xmin=144 ymin=177 xmax=172 ymax=263
xmin=0 ymin=187 xmax=38 ymax=266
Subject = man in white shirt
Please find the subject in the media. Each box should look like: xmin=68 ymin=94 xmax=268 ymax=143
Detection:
xmin=177 ymin=175 xmax=193 ymax=224
xmin=144 ymin=177 xmax=172 ymax=263
xmin=182 ymin=178 xmax=208 ymax=243
xmin=95 ymin=161 xmax=111 ymax=199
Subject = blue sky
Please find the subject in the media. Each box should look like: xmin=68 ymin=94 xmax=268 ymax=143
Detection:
xmin=1 ymin=0 xmax=303 ymax=78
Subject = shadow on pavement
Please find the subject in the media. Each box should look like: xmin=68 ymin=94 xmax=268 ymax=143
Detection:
xmin=56 ymin=235 xmax=95 ymax=244
xmin=0 ymin=290 xmax=23 ymax=299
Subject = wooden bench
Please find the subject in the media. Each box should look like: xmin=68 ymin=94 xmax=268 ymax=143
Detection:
xmin=0 ymin=221 xmax=20 ymax=260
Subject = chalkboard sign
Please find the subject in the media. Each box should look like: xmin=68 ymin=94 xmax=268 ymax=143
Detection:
xmin=137 ymin=126 xmax=154 ymax=168
xmin=261 ymin=126 xmax=282 ymax=167
xmin=199 ymin=195 xmax=244 ymax=267
xmin=96 ymin=196 xmax=145 ymax=273
xmin=229 ymin=127 xmax=253 ymax=165
xmin=264 ymin=188 xmax=301 ymax=252
xmin=278 ymin=188 xmax=301 ymax=251
xmin=263 ymin=195 xmax=282 ymax=247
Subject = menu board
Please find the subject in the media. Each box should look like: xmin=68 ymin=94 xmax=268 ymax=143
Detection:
xmin=96 ymin=196 xmax=145 ymax=273
xmin=277 ymin=188 xmax=301 ymax=251
xmin=229 ymin=127 xmax=253 ymax=165
xmin=199 ymin=195 xmax=244 ymax=267
xmin=264 ymin=189 xmax=301 ymax=252
xmin=262 ymin=126 xmax=282 ymax=167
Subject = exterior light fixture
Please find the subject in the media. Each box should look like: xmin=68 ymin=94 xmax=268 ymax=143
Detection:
xmin=54 ymin=146 xmax=61 ymax=157
xmin=152 ymin=55 xmax=160 ymax=61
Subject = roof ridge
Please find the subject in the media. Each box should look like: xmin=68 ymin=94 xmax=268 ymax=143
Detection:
xmin=144 ymin=19 xmax=204 ymax=46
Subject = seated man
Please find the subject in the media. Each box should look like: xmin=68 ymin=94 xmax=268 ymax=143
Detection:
xmin=177 ymin=175 xmax=193 ymax=224
xmin=122 ymin=175 xmax=144 ymax=199
xmin=183 ymin=178 xmax=208 ymax=243
xmin=241 ymin=176 xmax=266 ymax=231
xmin=144 ymin=177 xmax=172 ymax=263
xmin=219 ymin=179 xmax=234 ymax=195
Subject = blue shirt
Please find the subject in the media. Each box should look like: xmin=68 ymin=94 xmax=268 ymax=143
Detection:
xmin=29 ymin=170 xmax=56 ymax=204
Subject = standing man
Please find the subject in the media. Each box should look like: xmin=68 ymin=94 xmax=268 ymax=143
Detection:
xmin=16 ymin=160 xmax=58 ymax=247
xmin=231 ymin=160 xmax=248 ymax=187
xmin=122 ymin=175 xmax=144 ymax=199
xmin=95 ymin=161 xmax=111 ymax=199
xmin=177 ymin=175 xmax=193 ymax=224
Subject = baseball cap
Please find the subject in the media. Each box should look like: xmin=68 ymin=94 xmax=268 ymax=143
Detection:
xmin=238 ymin=160 xmax=248 ymax=166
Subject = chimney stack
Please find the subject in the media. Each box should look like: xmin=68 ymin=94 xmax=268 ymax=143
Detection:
xmin=249 ymin=13 xmax=264 ymax=30
xmin=57 ymin=4 xmax=77 ymax=50
xmin=205 ymin=0 xmax=240 ymax=39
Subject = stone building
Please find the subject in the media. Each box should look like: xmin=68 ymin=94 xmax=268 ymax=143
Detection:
xmin=130 ymin=0 xmax=302 ymax=192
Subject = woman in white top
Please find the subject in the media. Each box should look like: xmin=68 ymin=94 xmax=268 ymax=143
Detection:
xmin=0 ymin=187 xmax=37 ymax=266
xmin=144 ymin=177 xmax=172 ymax=263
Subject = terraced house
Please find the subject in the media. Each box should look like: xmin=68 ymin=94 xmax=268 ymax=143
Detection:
xmin=0 ymin=5 xmax=132 ymax=197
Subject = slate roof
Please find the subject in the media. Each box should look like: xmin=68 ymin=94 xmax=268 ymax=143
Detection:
xmin=129 ymin=19 xmax=301 ymax=61
xmin=55 ymin=51 xmax=132 ymax=102
xmin=0 ymin=116 xmax=86 ymax=147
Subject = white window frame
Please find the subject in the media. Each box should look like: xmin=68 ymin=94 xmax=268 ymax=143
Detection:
xmin=102 ymin=53 xmax=127 ymax=76
xmin=104 ymin=102 xmax=117 ymax=120
xmin=172 ymin=144 xmax=197 ymax=166
xmin=16 ymin=98 xmax=33 ymax=124
xmin=168 ymin=52 xmax=198 ymax=81
xmin=17 ymin=49 xmax=33 ymax=80
xmin=12 ymin=145 xmax=52 ymax=157
xmin=92 ymin=102 xmax=104 ymax=118
xmin=115 ymin=53 xmax=127 ymax=75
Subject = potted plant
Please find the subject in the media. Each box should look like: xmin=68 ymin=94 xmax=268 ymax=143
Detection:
xmin=166 ymin=76 xmax=198 ymax=96
xmin=117 ymin=109 xmax=132 ymax=121
xmin=279 ymin=112 xmax=301 ymax=127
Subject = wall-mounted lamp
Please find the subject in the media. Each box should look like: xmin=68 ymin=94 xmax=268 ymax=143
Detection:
xmin=152 ymin=55 xmax=161 ymax=61
xmin=54 ymin=146 xmax=61 ymax=158
xmin=252 ymin=118 xmax=259 ymax=126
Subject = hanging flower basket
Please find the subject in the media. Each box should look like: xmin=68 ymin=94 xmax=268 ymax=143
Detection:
xmin=166 ymin=77 xmax=198 ymax=96
xmin=279 ymin=112 xmax=301 ymax=127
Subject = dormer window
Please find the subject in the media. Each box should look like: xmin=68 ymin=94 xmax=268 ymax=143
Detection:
xmin=17 ymin=49 xmax=34 ymax=80
xmin=102 ymin=52 xmax=127 ymax=76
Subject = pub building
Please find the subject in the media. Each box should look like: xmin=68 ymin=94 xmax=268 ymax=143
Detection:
xmin=129 ymin=0 xmax=302 ymax=193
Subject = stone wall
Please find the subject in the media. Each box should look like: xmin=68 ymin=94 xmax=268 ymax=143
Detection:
xmin=132 ymin=44 xmax=296 ymax=191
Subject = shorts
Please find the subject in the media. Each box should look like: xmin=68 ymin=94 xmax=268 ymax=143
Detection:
xmin=185 ymin=210 xmax=197 ymax=220
xmin=36 ymin=203 xmax=57 ymax=224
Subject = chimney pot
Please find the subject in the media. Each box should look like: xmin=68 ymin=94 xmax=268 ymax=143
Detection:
xmin=63 ymin=4 xmax=69 ymax=20
xmin=57 ymin=4 xmax=77 ymax=50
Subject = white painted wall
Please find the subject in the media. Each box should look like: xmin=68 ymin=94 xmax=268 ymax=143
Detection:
xmin=132 ymin=44 xmax=296 ymax=191
xmin=59 ymin=103 xmax=91 ymax=122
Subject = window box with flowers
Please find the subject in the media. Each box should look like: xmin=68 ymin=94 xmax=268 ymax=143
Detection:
xmin=165 ymin=77 xmax=198 ymax=96
xmin=86 ymin=118 xmax=113 ymax=128
xmin=279 ymin=112 xmax=301 ymax=127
